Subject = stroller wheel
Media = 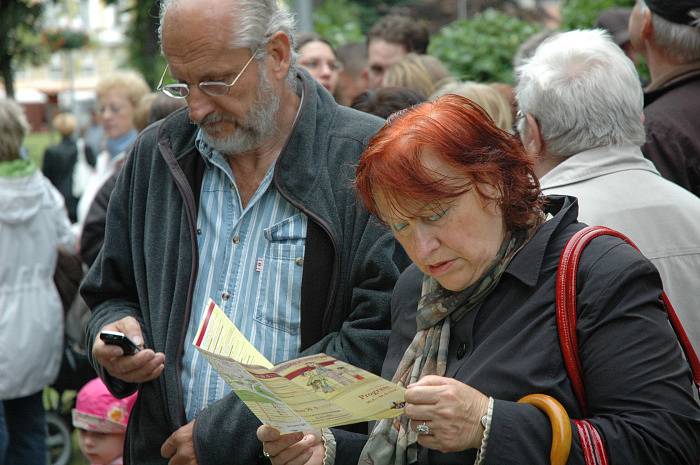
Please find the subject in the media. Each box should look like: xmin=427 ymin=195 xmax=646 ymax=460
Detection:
xmin=46 ymin=411 xmax=72 ymax=465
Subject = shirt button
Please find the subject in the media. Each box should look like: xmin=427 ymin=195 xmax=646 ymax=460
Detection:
xmin=456 ymin=343 xmax=468 ymax=360
xmin=196 ymin=228 xmax=202 ymax=235
xmin=295 ymin=257 xmax=304 ymax=266
xmin=221 ymin=291 xmax=230 ymax=301
xmin=232 ymin=235 xmax=240 ymax=244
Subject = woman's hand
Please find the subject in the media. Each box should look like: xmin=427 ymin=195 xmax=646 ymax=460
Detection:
xmin=405 ymin=375 xmax=490 ymax=453
xmin=257 ymin=425 xmax=325 ymax=465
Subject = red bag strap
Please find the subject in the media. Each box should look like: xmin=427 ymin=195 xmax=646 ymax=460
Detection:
xmin=556 ymin=225 xmax=700 ymax=416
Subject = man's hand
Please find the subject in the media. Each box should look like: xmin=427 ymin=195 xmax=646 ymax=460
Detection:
xmin=92 ymin=316 xmax=165 ymax=383
xmin=161 ymin=421 xmax=198 ymax=465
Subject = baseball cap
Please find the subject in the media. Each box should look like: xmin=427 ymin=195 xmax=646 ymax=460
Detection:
xmin=644 ymin=0 xmax=700 ymax=26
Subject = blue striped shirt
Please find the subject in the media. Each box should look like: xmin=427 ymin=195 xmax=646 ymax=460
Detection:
xmin=182 ymin=130 xmax=307 ymax=420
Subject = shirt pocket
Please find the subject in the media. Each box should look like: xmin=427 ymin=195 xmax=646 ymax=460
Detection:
xmin=254 ymin=213 xmax=307 ymax=335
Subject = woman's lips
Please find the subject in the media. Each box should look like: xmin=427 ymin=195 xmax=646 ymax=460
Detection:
xmin=427 ymin=259 xmax=455 ymax=275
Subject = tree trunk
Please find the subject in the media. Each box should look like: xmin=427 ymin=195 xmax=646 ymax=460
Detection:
xmin=1 ymin=54 xmax=15 ymax=98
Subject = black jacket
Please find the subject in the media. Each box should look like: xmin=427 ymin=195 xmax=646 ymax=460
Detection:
xmin=42 ymin=136 xmax=95 ymax=222
xmin=642 ymin=67 xmax=700 ymax=196
xmin=81 ymin=72 xmax=409 ymax=465
xmin=335 ymin=196 xmax=700 ymax=465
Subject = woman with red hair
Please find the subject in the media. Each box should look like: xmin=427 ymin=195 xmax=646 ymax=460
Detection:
xmin=257 ymin=95 xmax=700 ymax=465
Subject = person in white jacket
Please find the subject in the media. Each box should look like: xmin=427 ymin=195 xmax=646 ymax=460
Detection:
xmin=0 ymin=98 xmax=75 ymax=464
xmin=516 ymin=29 xmax=700 ymax=350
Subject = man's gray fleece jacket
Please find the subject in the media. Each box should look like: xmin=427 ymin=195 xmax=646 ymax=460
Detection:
xmin=81 ymin=73 xmax=408 ymax=465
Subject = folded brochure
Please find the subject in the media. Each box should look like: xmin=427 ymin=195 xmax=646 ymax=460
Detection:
xmin=193 ymin=298 xmax=405 ymax=433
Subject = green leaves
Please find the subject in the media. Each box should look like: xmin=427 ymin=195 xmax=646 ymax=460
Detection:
xmin=313 ymin=0 xmax=367 ymax=47
xmin=560 ymin=0 xmax=635 ymax=30
xmin=428 ymin=9 xmax=541 ymax=84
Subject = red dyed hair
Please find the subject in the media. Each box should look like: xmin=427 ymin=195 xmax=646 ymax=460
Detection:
xmin=356 ymin=94 xmax=543 ymax=231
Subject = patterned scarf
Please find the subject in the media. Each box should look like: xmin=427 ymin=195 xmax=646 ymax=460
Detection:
xmin=358 ymin=230 xmax=529 ymax=465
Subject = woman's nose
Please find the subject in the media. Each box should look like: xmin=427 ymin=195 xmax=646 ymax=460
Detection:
xmin=319 ymin=63 xmax=333 ymax=78
xmin=412 ymin=227 xmax=439 ymax=261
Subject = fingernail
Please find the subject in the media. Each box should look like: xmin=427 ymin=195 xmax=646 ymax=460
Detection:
xmin=132 ymin=336 xmax=144 ymax=346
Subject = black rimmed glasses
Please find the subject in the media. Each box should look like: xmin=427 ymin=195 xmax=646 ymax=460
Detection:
xmin=157 ymin=50 xmax=259 ymax=99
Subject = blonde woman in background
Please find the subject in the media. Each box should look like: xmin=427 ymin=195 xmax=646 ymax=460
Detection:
xmin=432 ymin=81 xmax=514 ymax=132
xmin=76 ymin=71 xmax=149 ymax=225
xmin=382 ymin=53 xmax=454 ymax=99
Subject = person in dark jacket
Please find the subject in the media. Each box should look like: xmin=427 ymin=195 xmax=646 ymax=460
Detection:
xmin=628 ymin=0 xmax=700 ymax=195
xmin=80 ymin=93 xmax=186 ymax=267
xmin=42 ymin=112 xmax=95 ymax=222
xmin=80 ymin=0 xmax=408 ymax=464
xmin=258 ymin=95 xmax=700 ymax=465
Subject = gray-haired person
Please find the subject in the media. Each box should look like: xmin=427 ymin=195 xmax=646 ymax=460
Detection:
xmin=629 ymin=0 xmax=700 ymax=195
xmin=80 ymin=0 xmax=408 ymax=464
xmin=516 ymin=29 xmax=700 ymax=352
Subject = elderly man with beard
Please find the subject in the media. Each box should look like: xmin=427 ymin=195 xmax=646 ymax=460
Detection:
xmin=79 ymin=1 xmax=408 ymax=464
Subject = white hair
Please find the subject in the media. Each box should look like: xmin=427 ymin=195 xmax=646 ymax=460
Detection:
xmin=199 ymin=65 xmax=280 ymax=154
xmin=639 ymin=0 xmax=700 ymax=63
xmin=159 ymin=0 xmax=299 ymax=88
xmin=515 ymin=29 xmax=645 ymax=157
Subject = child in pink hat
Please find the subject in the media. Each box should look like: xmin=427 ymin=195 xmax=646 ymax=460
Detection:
xmin=72 ymin=378 xmax=138 ymax=465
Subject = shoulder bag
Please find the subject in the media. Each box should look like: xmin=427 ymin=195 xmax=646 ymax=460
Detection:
xmin=556 ymin=226 xmax=700 ymax=465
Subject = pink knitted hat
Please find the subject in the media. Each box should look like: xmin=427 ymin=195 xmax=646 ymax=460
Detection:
xmin=72 ymin=377 xmax=138 ymax=433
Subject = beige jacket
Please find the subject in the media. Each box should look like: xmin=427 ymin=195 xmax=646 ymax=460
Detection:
xmin=541 ymin=144 xmax=700 ymax=350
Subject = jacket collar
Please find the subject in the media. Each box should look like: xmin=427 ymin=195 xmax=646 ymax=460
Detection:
xmin=505 ymin=195 xmax=579 ymax=287
xmin=644 ymin=63 xmax=700 ymax=106
xmin=539 ymin=144 xmax=659 ymax=190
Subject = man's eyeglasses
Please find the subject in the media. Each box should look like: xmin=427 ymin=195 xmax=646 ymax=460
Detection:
xmin=157 ymin=50 xmax=259 ymax=99
xmin=513 ymin=110 xmax=525 ymax=135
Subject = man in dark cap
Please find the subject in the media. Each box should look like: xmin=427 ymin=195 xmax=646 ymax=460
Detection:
xmin=629 ymin=0 xmax=700 ymax=195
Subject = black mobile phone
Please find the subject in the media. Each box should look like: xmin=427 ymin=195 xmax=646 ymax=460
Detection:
xmin=99 ymin=330 xmax=141 ymax=355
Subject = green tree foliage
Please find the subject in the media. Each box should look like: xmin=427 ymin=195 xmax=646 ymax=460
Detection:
xmin=561 ymin=0 xmax=635 ymax=30
xmin=313 ymin=0 xmax=367 ymax=46
xmin=560 ymin=0 xmax=649 ymax=81
xmin=0 ymin=0 xmax=49 ymax=98
xmin=105 ymin=0 xmax=165 ymax=88
xmin=428 ymin=9 xmax=541 ymax=84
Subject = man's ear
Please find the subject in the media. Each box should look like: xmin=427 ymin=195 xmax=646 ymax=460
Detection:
xmin=264 ymin=31 xmax=293 ymax=81
xmin=521 ymin=113 xmax=544 ymax=157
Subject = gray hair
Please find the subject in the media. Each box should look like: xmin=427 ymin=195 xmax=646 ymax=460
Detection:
xmin=0 ymin=98 xmax=30 ymax=162
xmin=516 ymin=29 xmax=645 ymax=158
xmin=640 ymin=0 xmax=700 ymax=63
xmin=158 ymin=0 xmax=299 ymax=88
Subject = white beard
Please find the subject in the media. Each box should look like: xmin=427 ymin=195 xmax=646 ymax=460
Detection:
xmin=199 ymin=66 xmax=281 ymax=155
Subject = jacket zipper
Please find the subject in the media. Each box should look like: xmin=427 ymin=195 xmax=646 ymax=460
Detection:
xmin=159 ymin=138 xmax=200 ymax=427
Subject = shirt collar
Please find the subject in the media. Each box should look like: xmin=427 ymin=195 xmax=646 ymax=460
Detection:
xmin=505 ymin=195 xmax=579 ymax=287
xmin=194 ymin=128 xmax=217 ymax=165
xmin=539 ymin=144 xmax=659 ymax=190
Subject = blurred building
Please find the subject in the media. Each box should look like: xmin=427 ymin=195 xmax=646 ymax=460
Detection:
xmin=8 ymin=0 xmax=132 ymax=131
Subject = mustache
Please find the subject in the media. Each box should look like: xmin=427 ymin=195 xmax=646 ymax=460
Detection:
xmin=198 ymin=113 xmax=236 ymax=127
